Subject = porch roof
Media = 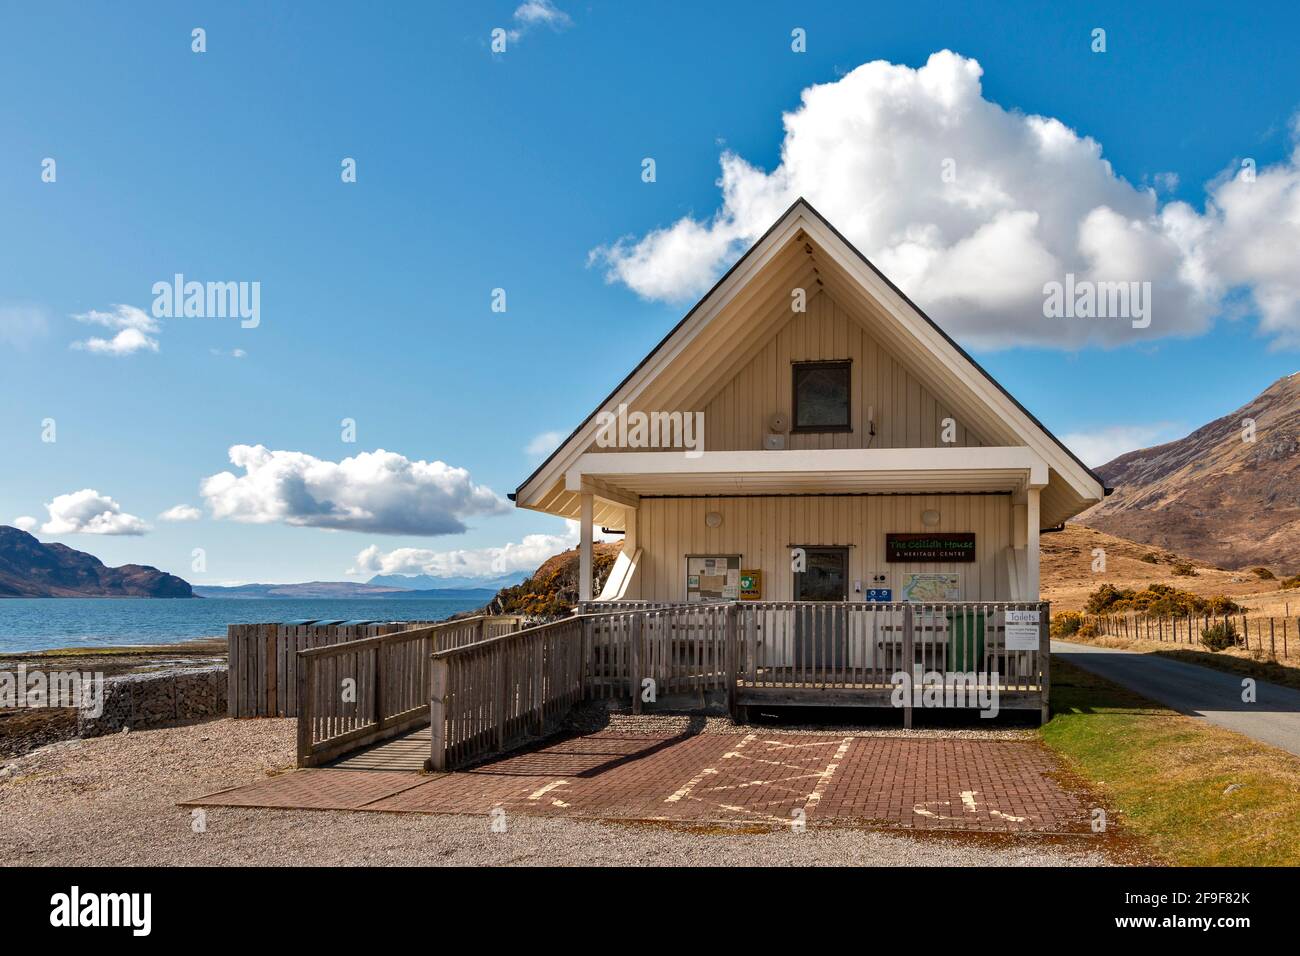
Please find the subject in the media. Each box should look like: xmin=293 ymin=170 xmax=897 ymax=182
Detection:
xmin=555 ymin=447 xmax=1047 ymax=515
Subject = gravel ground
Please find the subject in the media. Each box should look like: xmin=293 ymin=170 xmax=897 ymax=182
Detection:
xmin=0 ymin=716 xmax=1124 ymax=866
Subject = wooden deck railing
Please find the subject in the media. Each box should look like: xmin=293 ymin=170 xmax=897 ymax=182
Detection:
xmin=585 ymin=603 xmax=733 ymax=707
xmin=426 ymin=601 xmax=1050 ymax=770
xmin=731 ymin=601 xmax=1050 ymax=724
xmin=295 ymin=614 xmax=522 ymax=767
xmin=428 ymin=616 xmax=587 ymax=770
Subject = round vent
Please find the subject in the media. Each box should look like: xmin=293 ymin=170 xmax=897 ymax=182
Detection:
xmin=768 ymin=412 xmax=789 ymax=433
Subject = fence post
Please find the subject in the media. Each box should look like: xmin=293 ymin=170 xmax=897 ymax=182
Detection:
xmin=533 ymin=632 xmax=546 ymax=735
xmin=1040 ymin=602 xmax=1051 ymax=726
xmin=427 ymin=657 xmax=449 ymax=772
xmin=902 ymin=604 xmax=914 ymax=730
xmin=726 ymin=604 xmax=739 ymax=719
xmin=227 ymin=625 xmax=239 ymax=716
xmin=296 ymin=654 xmax=313 ymax=768
xmin=374 ymin=642 xmax=385 ymax=731
xmin=265 ymin=625 xmax=279 ymax=716
xmin=495 ymin=646 xmax=506 ymax=752
xmin=630 ymin=613 xmax=643 ymax=714
xmin=582 ymin=615 xmax=594 ymax=697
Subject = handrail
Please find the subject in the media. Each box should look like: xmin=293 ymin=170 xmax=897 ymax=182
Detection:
xmin=295 ymin=613 xmax=523 ymax=767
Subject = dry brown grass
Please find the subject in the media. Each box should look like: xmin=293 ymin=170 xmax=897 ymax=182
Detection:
xmin=1042 ymin=525 xmax=1276 ymax=613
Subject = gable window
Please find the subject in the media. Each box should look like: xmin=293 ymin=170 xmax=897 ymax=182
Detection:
xmin=791 ymin=360 xmax=851 ymax=432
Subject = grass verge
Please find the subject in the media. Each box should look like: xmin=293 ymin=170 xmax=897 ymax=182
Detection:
xmin=1041 ymin=658 xmax=1300 ymax=866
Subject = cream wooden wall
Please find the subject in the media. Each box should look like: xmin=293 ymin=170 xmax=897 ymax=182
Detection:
xmin=703 ymin=289 xmax=986 ymax=451
xmin=586 ymin=288 xmax=989 ymax=455
xmin=630 ymin=493 xmax=1011 ymax=603
xmin=707 ymin=290 xmax=987 ymax=455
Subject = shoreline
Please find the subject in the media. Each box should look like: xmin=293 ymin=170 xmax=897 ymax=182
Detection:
xmin=0 ymin=637 xmax=229 ymax=761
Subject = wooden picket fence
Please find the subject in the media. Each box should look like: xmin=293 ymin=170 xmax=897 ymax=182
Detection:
xmin=1086 ymin=609 xmax=1292 ymax=659
xmin=229 ymin=615 xmax=521 ymax=718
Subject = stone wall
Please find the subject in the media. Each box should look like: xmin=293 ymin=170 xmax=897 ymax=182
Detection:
xmin=77 ymin=667 xmax=228 ymax=738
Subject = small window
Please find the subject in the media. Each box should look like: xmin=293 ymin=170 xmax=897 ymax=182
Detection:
xmin=792 ymin=360 xmax=851 ymax=432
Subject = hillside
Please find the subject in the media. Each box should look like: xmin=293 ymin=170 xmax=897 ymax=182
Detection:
xmin=0 ymin=526 xmax=193 ymax=598
xmin=1040 ymin=523 xmax=1274 ymax=612
xmin=488 ymin=542 xmax=622 ymax=618
xmin=1078 ymin=373 xmax=1300 ymax=574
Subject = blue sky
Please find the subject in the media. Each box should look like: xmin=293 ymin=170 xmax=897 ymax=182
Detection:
xmin=1 ymin=1 xmax=1297 ymax=585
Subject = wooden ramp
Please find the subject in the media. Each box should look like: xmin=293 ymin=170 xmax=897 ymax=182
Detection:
xmin=330 ymin=726 xmax=431 ymax=772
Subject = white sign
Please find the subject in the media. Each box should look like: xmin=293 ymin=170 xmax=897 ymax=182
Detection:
xmin=1005 ymin=610 xmax=1041 ymax=651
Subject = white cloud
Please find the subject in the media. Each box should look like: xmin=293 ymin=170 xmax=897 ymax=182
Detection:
xmin=159 ymin=504 xmax=202 ymax=522
xmin=200 ymin=445 xmax=510 ymax=535
xmin=70 ymin=304 xmax=160 ymax=356
xmin=508 ymin=0 xmax=571 ymax=40
xmin=12 ymin=516 xmax=38 ymax=532
xmin=525 ymin=430 xmax=564 ymax=461
xmin=210 ymin=347 xmax=247 ymax=359
xmin=1203 ymin=140 xmax=1300 ymax=348
xmin=350 ymin=520 xmax=617 ymax=580
xmin=30 ymin=489 xmax=149 ymax=535
xmin=591 ymin=51 xmax=1300 ymax=350
xmin=0 ymin=305 xmax=50 ymax=351
xmin=1060 ymin=424 xmax=1180 ymax=468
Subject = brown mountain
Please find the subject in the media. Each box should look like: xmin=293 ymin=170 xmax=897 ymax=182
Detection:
xmin=1078 ymin=373 xmax=1300 ymax=574
xmin=0 ymin=526 xmax=194 ymax=598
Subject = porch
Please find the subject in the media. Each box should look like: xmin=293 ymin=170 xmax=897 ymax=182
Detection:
xmin=561 ymin=447 xmax=1054 ymax=608
xmin=286 ymin=600 xmax=1049 ymax=772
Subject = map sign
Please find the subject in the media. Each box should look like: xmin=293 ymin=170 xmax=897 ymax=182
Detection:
xmin=900 ymin=572 xmax=961 ymax=603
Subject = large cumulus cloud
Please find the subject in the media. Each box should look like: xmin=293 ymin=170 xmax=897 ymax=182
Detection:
xmin=591 ymin=51 xmax=1300 ymax=350
xmin=200 ymin=445 xmax=510 ymax=535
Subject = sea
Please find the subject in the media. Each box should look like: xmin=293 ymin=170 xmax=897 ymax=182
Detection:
xmin=0 ymin=597 xmax=486 ymax=654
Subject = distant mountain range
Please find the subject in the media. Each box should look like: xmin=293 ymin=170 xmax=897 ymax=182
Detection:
xmin=1079 ymin=373 xmax=1300 ymax=573
xmin=367 ymin=571 xmax=528 ymax=591
xmin=0 ymin=526 xmax=193 ymax=598
xmin=192 ymin=581 xmax=498 ymax=600
xmin=0 ymin=525 xmax=528 ymax=601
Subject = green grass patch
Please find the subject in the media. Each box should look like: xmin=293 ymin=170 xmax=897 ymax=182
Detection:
xmin=1042 ymin=659 xmax=1300 ymax=866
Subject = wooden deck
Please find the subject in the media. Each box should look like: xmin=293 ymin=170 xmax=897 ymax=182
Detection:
xmin=277 ymin=600 xmax=1050 ymax=771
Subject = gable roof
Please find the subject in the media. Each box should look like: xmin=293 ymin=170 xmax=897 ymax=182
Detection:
xmin=515 ymin=198 xmax=1108 ymax=525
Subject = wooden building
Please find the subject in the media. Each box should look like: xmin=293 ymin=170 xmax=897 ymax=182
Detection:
xmin=512 ymin=199 xmax=1108 ymax=607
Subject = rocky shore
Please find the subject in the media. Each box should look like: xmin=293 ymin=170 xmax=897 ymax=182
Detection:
xmin=0 ymin=638 xmax=226 ymax=759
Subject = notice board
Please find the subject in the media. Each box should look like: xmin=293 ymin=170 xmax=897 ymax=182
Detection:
xmin=686 ymin=555 xmax=741 ymax=602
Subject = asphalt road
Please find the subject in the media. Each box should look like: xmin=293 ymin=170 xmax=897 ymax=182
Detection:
xmin=1052 ymin=639 xmax=1300 ymax=757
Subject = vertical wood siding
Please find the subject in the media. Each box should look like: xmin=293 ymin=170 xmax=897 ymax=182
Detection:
xmin=591 ymin=288 xmax=988 ymax=455
xmin=702 ymin=290 xmax=985 ymax=451
xmin=632 ymin=493 xmax=1011 ymax=603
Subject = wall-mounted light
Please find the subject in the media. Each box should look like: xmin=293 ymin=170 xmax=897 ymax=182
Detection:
xmin=921 ymin=509 xmax=941 ymax=527
xmin=705 ymin=511 xmax=723 ymax=528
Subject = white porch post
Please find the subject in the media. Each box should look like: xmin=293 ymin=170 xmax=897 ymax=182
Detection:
xmin=1026 ymin=486 xmax=1041 ymax=600
xmin=623 ymin=506 xmax=638 ymax=554
xmin=579 ymin=493 xmax=594 ymax=603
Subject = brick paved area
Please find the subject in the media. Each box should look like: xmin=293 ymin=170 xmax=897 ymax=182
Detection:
xmin=186 ymin=730 xmax=1092 ymax=834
